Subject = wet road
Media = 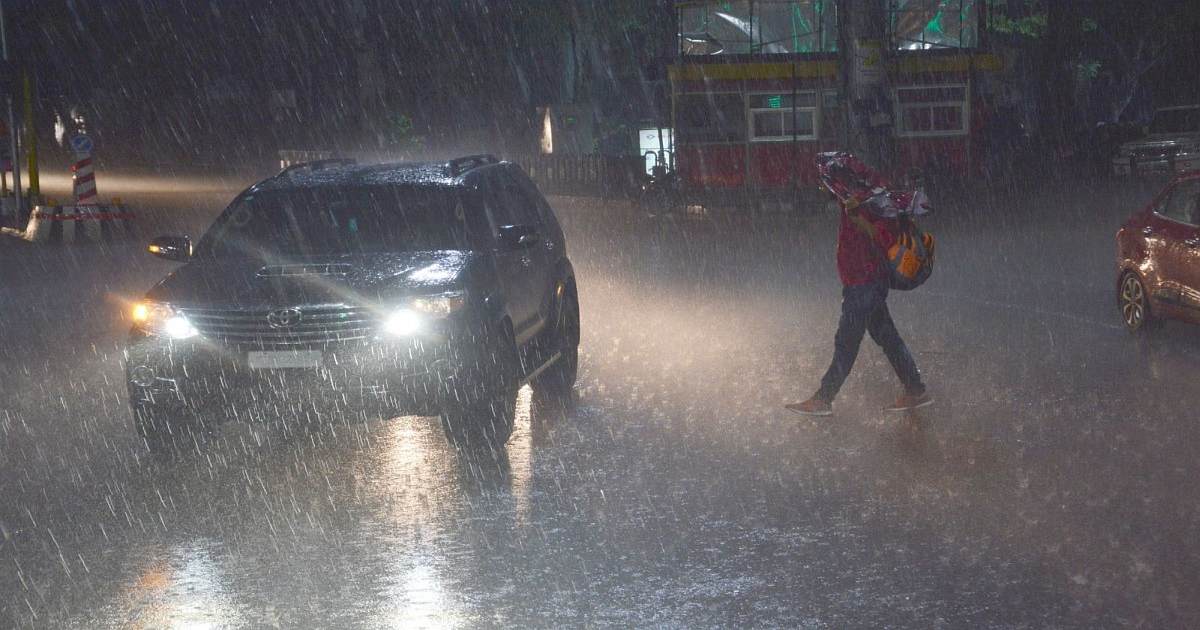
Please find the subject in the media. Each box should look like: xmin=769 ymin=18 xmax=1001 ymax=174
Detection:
xmin=2 ymin=176 xmax=1199 ymax=628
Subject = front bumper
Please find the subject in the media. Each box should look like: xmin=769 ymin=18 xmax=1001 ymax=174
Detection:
xmin=124 ymin=334 xmax=470 ymax=416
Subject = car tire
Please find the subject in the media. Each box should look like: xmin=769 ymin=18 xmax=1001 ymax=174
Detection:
xmin=1119 ymin=272 xmax=1154 ymax=333
xmin=440 ymin=322 xmax=519 ymax=451
xmin=533 ymin=290 xmax=579 ymax=402
xmin=132 ymin=401 xmax=203 ymax=457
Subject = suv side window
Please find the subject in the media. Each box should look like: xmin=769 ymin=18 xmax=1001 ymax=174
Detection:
xmin=509 ymin=168 xmax=561 ymax=232
xmin=460 ymin=189 xmax=494 ymax=251
xmin=491 ymin=171 xmax=543 ymax=227
xmin=1160 ymin=179 xmax=1200 ymax=225
xmin=479 ymin=173 xmax=512 ymax=234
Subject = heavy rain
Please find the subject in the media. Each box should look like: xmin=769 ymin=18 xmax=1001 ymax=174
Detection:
xmin=2 ymin=1 xmax=1200 ymax=628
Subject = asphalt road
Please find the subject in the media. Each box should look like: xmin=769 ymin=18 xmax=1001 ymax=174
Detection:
xmin=2 ymin=174 xmax=1199 ymax=628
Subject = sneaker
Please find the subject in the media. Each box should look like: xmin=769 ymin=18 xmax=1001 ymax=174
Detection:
xmin=785 ymin=396 xmax=833 ymax=417
xmin=884 ymin=391 xmax=933 ymax=412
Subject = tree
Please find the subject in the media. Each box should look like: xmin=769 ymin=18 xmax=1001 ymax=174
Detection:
xmin=988 ymin=0 xmax=1200 ymax=131
xmin=1079 ymin=2 xmax=1200 ymax=123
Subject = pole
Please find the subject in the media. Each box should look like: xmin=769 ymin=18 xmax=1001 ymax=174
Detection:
xmin=23 ymin=71 xmax=35 ymax=199
xmin=0 ymin=0 xmax=22 ymax=219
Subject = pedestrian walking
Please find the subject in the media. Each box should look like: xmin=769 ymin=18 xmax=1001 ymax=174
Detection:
xmin=788 ymin=154 xmax=931 ymax=416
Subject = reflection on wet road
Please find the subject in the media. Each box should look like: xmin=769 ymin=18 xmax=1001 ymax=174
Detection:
xmin=2 ymin=177 xmax=1200 ymax=627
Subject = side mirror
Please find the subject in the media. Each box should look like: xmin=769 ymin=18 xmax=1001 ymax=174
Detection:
xmin=147 ymin=235 xmax=192 ymax=262
xmin=498 ymin=224 xmax=540 ymax=250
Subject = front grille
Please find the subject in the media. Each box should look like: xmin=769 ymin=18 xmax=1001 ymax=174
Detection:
xmin=180 ymin=305 xmax=377 ymax=349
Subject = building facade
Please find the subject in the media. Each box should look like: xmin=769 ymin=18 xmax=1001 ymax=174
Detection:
xmin=669 ymin=0 xmax=1002 ymax=193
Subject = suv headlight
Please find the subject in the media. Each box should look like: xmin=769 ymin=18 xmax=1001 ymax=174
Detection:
xmin=382 ymin=292 xmax=466 ymax=337
xmin=131 ymin=301 xmax=199 ymax=339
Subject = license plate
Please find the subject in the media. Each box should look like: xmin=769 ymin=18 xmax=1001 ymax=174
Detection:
xmin=247 ymin=350 xmax=323 ymax=369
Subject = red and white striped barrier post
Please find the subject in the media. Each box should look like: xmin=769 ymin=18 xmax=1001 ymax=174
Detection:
xmin=69 ymin=132 xmax=98 ymax=205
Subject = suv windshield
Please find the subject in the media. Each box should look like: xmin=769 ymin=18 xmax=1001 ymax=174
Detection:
xmin=196 ymin=185 xmax=470 ymax=258
xmin=1149 ymin=108 xmax=1200 ymax=134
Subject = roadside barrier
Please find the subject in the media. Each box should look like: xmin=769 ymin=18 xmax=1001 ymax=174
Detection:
xmin=3 ymin=203 xmax=136 ymax=244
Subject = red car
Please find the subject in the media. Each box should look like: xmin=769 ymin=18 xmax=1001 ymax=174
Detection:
xmin=1116 ymin=171 xmax=1200 ymax=332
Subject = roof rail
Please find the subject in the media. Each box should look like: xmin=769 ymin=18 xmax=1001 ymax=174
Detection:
xmin=277 ymin=158 xmax=357 ymax=177
xmin=447 ymin=154 xmax=498 ymax=177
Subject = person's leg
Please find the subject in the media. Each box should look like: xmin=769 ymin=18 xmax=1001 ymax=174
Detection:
xmin=866 ymin=292 xmax=925 ymax=395
xmin=814 ymin=285 xmax=876 ymax=402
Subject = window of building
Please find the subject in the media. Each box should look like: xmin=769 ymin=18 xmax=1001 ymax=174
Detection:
xmin=748 ymin=92 xmax=817 ymax=141
xmin=895 ymin=85 xmax=967 ymax=136
xmin=678 ymin=1 xmax=838 ymax=56
xmin=676 ymin=93 xmax=747 ymax=143
xmin=889 ymin=0 xmax=981 ymax=50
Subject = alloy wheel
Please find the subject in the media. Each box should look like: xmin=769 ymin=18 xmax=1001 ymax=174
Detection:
xmin=1120 ymin=274 xmax=1147 ymax=331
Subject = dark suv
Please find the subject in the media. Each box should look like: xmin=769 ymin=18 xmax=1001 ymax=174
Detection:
xmin=125 ymin=156 xmax=579 ymax=452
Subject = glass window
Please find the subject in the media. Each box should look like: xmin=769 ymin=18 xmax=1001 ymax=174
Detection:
xmin=897 ymin=86 xmax=966 ymax=103
xmin=197 ymin=186 xmax=471 ymax=258
xmin=679 ymin=1 xmax=753 ymax=55
xmin=749 ymin=91 xmax=817 ymax=142
xmin=509 ymin=167 xmax=559 ymax=230
xmin=748 ymin=93 xmax=816 ymax=109
xmin=676 ymin=93 xmax=747 ymax=143
xmin=678 ymin=1 xmax=838 ymax=56
xmin=752 ymin=1 xmax=838 ymax=53
xmin=820 ymin=90 xmax=843 ymax=140
xmin=895 ymin=85 xmax=967 ymax=136
xmin=484 ymin=172 xmax=542 ymax=230
xmin=1160 ymin=180 xmax=1200 ymax=225
xmin=890 ymin=0 xmax=981 ymax=50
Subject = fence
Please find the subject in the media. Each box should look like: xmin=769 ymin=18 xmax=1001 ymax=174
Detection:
xmin=509 ymin=154 xmax=644 ymax=198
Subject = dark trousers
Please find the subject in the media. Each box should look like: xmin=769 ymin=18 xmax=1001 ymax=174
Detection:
xmin=816 ymin=280 xmax=924 ymax=402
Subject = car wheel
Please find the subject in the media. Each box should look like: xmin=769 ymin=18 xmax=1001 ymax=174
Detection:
xmin=533 ymin=291 xmax=579 ymax=402
xmin=1119 ymin=272 xmax=1153 ymax=333
xmin=440 ymin=323 xmax=519 ymax=451
xmin=132 ymin=401 xmax=203 ymax=457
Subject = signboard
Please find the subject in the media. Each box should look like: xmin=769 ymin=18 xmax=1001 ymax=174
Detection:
xmin=853 ymin=38 xmax=884 ymax=96
xmin=69 ymin=134 xmax=94 ymax=154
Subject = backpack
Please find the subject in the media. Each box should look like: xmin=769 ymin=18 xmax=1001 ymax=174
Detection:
xmin=883 ymin=214 xmax=934 ymax=291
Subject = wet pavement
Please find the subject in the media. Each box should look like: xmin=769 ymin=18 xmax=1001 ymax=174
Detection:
xmin=2 ymin=176 xmax=1199 ymax=628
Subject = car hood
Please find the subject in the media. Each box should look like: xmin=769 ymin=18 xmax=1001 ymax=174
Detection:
xmin=145 ymin=250 xmax=476 ymax=309
xmin=1122 ymin=132 xmax=1200 ymax=149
